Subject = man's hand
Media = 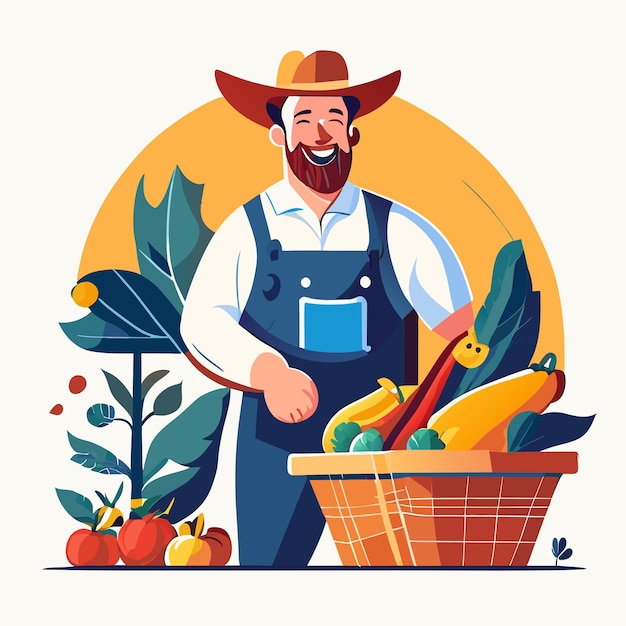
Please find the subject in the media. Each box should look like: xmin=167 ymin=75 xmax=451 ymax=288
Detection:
xmin=250 ymin=353 xmax=319 ymax=423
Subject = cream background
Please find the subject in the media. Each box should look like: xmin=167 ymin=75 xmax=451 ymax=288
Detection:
xmin=2 ymin=0 xmax=624 ymax=623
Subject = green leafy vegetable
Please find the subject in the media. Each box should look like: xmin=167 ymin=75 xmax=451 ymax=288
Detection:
xmin=350 ymin=428 xmax=384 ymax=452
xmin=331 ymin=422 xmax=362 ymax=452
xmin=407 ymin=428 xmax=446 ymax=450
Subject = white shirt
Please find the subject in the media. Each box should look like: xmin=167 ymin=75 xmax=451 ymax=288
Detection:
xmin=180 ymin=180 xmax=472 ymax=387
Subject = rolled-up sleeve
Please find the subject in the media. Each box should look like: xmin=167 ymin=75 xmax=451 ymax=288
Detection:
xmin=180 ymin=208 xmax=283 ymax=388
xmin=387 ymin=202 xmax=474 ymax=338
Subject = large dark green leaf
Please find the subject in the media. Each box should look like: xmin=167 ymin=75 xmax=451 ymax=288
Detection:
xmin=143 ymin=388 xmax=229 ymax=481
xmin=63 ymin=269 xmax=186 ymax=354
xmin=435 ymin=240 xmax=541 ymax=407
xmin=141 ymin=467 xmax=200 ymax=502
xmin=507 ymin=411 xmax=595 ymax=452
xmin=134 ymin=166 xmax=213 ymax=312
xmin=68 ymin=432 xmax=131 ymax=476
xmin=142 ymin=388 xmax=230 ymax=523
xmin=60 ymin=313 xmax=181 ymax=354
xmin=55 ymin=488 xmax=95 ymax=525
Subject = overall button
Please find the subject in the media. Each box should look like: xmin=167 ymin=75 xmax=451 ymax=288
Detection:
xmin=263 ymin=274 xmax=280 ymax=300
xmin=300 ymin=277 xmax=312 ymax=288
xmin=360 ymin=275 xmax=371 ymax=289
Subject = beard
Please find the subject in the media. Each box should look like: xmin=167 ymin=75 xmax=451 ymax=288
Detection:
xmin=285 ymin=143 xmax=353 ymax=194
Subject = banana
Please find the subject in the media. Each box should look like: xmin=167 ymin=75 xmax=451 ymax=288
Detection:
xmin=322 ymin=378 xmax=418 ymax=453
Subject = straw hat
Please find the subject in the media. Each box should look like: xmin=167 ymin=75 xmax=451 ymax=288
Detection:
xmin=215 ymin=50 xmax=401 ymax=128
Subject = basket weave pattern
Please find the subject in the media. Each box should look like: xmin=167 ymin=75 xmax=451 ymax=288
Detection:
xmin=310 ymin=473 xmax=560 ymax=567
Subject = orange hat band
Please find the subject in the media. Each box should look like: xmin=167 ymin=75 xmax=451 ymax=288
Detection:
xmin=276 ymin=79 xmax=350 ymax=91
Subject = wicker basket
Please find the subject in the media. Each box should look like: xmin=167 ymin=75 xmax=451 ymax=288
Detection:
xmin=288 ymin=450 xmax=578 ymax=567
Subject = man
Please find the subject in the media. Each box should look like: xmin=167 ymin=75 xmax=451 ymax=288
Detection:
xmin=180 ymin=50 xmax=474 ymax=567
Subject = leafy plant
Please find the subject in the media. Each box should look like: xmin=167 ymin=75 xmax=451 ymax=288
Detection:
xmin=67 ymin=367 xmax=229 ymax=523
xmin=57 ymin=166 xmax=229 ymax=525
xmin=552 ymin=537 xmax=573 ymax=566
xmin=435 ymin=239 xmax=540 ymax=410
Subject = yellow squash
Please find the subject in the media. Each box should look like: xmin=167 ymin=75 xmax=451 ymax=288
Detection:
xmin=322 ymin=378 xmax=418 ymax=453
xmin=427 ymin=353 xmax=565 ymax=451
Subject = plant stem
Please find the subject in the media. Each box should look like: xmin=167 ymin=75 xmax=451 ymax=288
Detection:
xmin=130 ymin=351 xmax=144 ymax=503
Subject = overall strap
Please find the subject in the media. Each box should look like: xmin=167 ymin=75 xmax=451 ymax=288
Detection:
xmin=362 ymin=190 xmax=412 ymax=318
xmin=362 ymin=190 xmax=419 ymax=384
xmin=243 ymin=194 xmax=281 ymax=261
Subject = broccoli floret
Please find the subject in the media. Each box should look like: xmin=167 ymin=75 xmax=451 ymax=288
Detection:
xmin=407 ymin=428 xmax=446 ymax=450
xmin=331 ymin=421 xmax=362 ymax=452
xmin=349 ymin=428 xmax=384 ymax=452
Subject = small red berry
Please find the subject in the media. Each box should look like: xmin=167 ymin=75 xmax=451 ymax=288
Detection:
xmin=69 ymin=375 xmax=87 ymax=394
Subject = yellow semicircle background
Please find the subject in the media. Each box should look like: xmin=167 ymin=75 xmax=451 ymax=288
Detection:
xmin=78 ymin=96 xmax=564 ymax=375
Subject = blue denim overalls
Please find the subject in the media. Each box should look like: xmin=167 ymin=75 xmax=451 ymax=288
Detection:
xmin=235 ymin=190 xmax=416 ymax=566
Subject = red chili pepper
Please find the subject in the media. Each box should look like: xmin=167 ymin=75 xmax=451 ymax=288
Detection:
xmin=383 ymin=331 xmax=467 ymax=450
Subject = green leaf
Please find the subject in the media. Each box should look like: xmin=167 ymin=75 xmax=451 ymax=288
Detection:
xmin=86 ymin=403 xmax=115 ymax=428
xmin=134 ymin=167 xmax=213 ymax=311
xmin=55 ymin=488 xmax=95 ymax=525
xmin=68 ymin=432 xmax=131 ymax=476
xmin=142 ymin=467 xmax=200 ymax=501
xmin=474 ymin=240 xmax=524 ymax=344
xmin=102 ymin=370 xmax=133 ymax=417
xmin=111 ymin=482 xmax=124 ymax=506
xmin=141 ymin=370 xmax=169 ymax=400
xmin=152 ymin=382 xmax=183 ymax=416
xmin=451 ymin=240 xmax=540 ymax=398
xmin=143 ymin=388 xmax=228 ymax=483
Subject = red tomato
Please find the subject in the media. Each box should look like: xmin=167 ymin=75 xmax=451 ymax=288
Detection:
xmin=201 ymin=527 xmax=232 ymax=566
xmin=66 ymin=529 xmax=119 ymax=566
xmin=117 ymin=514 xmax=177 ymax=566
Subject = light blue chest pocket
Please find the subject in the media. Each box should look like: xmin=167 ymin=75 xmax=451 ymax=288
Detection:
xmin=298 ymin=296 xmax=370 ymax=353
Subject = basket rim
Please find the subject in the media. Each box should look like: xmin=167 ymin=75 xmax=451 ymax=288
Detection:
xmin=288 ymin=450 xmax=578 ymax=477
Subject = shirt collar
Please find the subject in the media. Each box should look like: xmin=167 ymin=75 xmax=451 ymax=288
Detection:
xmin=264 ymin=179 xmax=360 ymax=217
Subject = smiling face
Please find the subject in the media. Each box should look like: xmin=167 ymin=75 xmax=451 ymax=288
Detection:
xmin=271 ymin=95 xmax=360 ymax=195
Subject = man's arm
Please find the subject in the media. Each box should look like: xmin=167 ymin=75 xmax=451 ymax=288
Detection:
xmin=387 ymin=202 xmax=475 ymax=338
xmin=180 ymin=207 xmax=318 ymax=422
